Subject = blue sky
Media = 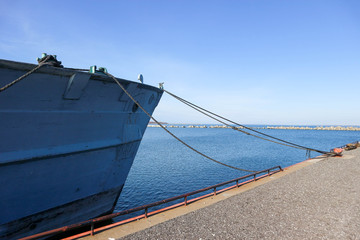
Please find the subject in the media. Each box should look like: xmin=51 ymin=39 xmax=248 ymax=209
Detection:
xmin=1 ymin=0 xmax=359 ymax=125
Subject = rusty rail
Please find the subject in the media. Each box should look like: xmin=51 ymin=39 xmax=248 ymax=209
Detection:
xmin=21 ymin=165 xmax=282 ymax=240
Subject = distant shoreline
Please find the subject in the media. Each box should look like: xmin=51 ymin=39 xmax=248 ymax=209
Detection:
xmin=148 ymin=124 xmax=360 ymax=131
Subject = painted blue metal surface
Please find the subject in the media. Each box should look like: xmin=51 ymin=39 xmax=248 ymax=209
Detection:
xmin=0 ymin=59 xmax=163 ymax=239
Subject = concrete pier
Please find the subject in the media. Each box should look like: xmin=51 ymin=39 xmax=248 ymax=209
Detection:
xmin=80 ymin=148 xmax=360 ymax=240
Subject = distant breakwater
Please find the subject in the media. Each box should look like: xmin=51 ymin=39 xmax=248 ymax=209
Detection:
xmin=148 ymin=124 xmax=360 ymax=131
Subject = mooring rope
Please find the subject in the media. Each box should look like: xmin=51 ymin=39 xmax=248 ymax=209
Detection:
xmin=164 ymin=90 xmax=333 ymax=156
xmin=0 ymin=55 xmax=52 ymax=92
xmin=0 ymin=56 xmax=333 ymax=170
xmin=165 ymin=91 xmax=307 ymax=151
xmin=105 ymin=72 xmax=257 ymax=172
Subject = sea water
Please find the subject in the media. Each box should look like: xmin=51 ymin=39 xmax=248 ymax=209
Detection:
xmin=115 ymin=126 xmax=359 ymax=216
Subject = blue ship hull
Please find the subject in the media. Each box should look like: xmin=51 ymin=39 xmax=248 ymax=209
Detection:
xmin=0 ymin=59 xmax=163 ymax=239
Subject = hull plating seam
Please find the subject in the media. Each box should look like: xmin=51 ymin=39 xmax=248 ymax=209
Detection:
xmin=0 ymin=185 xmax=124 ymax=239
xmin=1 ymin=139 xmax=141 ymax=166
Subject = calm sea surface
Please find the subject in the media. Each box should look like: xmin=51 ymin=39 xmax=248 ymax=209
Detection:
xmin=115 ymin=125 xmax=359 ymax=216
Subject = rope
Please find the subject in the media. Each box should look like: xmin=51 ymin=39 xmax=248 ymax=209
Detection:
xmin=164 ymin=90 xmax=334 ymax=156
xmin=166 ymin=91 xmax=307 ymax=151
xmin=0 ymin=55 xmax=52 ymax=92
xmin=105 ymin=72 xmax=257 ymax=173
xmin=0 ymin=56 xmax=332 ymax=169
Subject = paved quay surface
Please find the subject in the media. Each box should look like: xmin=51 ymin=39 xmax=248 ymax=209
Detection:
xmin=82 ymin=148 xmax=360 ymax=240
